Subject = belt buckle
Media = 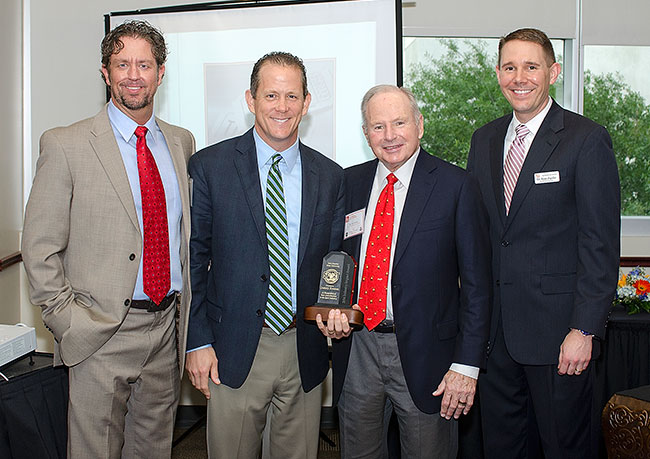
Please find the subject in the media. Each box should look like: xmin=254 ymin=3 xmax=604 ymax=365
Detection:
xmin=147 ymin=292 xmax=176 ymax=312
xmin=147 ymin=298 xmax=159 ymax=312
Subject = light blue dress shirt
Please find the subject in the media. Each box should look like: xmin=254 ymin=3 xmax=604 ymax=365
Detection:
xmin=253 ymin=128 xmax=302 ymax=314
xmin=107 ymin=101 xmax=183 ymax=300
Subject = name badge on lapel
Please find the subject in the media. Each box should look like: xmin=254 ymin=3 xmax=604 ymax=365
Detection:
xmin=534 ymin=171 xmax=560 ymax=184
xmin=344 ymin=208 xmax=365 ymax=240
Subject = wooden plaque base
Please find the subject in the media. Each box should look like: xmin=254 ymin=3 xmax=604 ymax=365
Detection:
xmin=304 ymin=306 xmax=364 ymax=329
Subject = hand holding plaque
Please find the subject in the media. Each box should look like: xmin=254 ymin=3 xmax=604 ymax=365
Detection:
xmin=304 ymin=251 xmax=364 ymax=329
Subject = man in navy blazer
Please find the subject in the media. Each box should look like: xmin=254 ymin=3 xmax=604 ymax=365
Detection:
xmin=184 ymin=52 xmax=344 ymax=458
xmin=322 ymin=85 xmax=491 ymax=458
xmin=467 ymin=29 xmax=620 ymax=458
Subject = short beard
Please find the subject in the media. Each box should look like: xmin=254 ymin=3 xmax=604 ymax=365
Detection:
xmin=117 ymin=93 xmax=152 ymax=111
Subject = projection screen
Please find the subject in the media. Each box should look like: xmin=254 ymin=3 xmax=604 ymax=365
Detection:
xmin=107 ymin=0 xmax=402 ymax=167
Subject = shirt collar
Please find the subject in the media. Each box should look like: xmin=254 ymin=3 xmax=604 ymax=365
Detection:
xmin=107 ymin=100 xmax=158 ymax=145
xmin=253 ymin=128 xmax=300 ymax=172
xmin=376 ymin=146 xmax=420 ymax=189
xmin=508 ymin=96 xmax=553 ymax=139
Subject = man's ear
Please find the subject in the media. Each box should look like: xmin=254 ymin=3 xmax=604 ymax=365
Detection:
xmin=245 ymin=89 xmax=256 ymax=114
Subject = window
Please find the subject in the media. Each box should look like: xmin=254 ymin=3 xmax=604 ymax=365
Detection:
xmin=583 ymin=46 xmax=650 ymax=216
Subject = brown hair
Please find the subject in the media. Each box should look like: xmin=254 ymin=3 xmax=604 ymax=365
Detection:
xmin=101 ymin=20 xmax=167 ymax=81
xmin=249 ymin=52 xmax=308 ymax=98
xmin=498 ymin=28 xmax=556 ymax=66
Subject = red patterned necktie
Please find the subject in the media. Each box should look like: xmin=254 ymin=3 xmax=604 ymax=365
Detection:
xmin=358 ymin=173 xmax=398 ymax=331
xmin=503 ymin=124 xmax=530 ymax=215
xmin=134 ymin=126 xmax=170 ymax=305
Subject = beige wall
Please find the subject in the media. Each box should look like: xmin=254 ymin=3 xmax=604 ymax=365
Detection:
xmin=0 ymin=0 xmax=23 ymax=325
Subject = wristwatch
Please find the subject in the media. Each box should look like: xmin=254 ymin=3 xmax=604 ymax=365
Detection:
xmin=572 ymin=328 xmax=592 ymax=337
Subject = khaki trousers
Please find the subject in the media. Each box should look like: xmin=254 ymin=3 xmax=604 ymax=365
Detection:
xmin=67 ymin=305 xmax=179 ymax=459
xmin=206 ymin=327 xmax=322 ymax=459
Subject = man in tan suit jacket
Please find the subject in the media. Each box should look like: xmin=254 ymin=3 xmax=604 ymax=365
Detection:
xmin=22 ymin=21 xmax=194 ymax=458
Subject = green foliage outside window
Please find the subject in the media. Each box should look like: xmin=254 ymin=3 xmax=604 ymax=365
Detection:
xmin=406 ymin=40 xmax=650 ymax=215
xmin=583 ymin=71 xmax=650 ymax=215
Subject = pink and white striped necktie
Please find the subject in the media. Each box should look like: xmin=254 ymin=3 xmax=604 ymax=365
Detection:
xmin=503 ymin=124 xmax=530 ymax=215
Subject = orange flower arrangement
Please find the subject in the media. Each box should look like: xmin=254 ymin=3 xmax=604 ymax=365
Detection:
xmin=615 ymin=267 xmax=650 ymax=314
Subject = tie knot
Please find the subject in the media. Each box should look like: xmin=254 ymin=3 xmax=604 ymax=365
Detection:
xmin=135 ymin=126 xmax=148 ymax=138
xmin=386 ymin=173 xmax=398 ymax=186
xmin=272 ymin=154 xmax=283 ymax=168
xmin=515 ymin=124 xmax=529 ymax=139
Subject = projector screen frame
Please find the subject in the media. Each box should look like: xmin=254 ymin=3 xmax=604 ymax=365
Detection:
xmin=104 ymin=0 xmax=403 ymax=166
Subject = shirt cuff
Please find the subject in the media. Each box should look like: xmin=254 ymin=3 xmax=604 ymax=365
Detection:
xmin=450 ymin=363 xmax=479 ymax=379
xmin=186 ymin=344 xmax=211 ymax=353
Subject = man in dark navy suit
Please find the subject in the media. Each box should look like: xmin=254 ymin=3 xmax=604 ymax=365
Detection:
xmin=322 ymin=85 xmax=491 ymax=458
xmin=467 ymin=28 xmax=620 ymax=458
xmin=185 ymin=52 xmax=344 ymax=459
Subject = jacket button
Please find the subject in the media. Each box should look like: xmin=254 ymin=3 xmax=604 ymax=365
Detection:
xmin=496 ymin=280 xmax=500 ymax=286
xmin=124 ymin=299 xmax=131 ymax=307
xmin=501 ymin=240 xmax=510 ymax=247
xmin=256 ymin=309 xmax=263 ymax=317
xmin=260 ymin=274 xmax=268 ymax=282
xmin=129 ymin=253 xmax=136 ymax=261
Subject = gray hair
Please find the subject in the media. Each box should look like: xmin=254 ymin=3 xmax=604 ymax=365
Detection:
xmin=361 ymin=85 xmax=422 ymax=130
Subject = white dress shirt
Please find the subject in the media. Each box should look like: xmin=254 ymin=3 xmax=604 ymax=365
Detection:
xmin=503 ymin=96 xmax=553 ymax=162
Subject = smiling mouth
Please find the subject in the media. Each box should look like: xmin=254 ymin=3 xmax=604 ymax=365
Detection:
xmin=383 ymin=144 xmax=403 ymax=151
xmin=120 ymin=81 xmax=145 ymax=92
xmin=513 ymin=89 xmax=533 ymax=95
xmin=271 ymin=117 xmax=289 ymax=124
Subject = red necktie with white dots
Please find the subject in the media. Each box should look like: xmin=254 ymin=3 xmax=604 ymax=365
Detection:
xmin=358 ymin=173 xmax=398 ymax=331
xmin=134 ymin=126 xmax=170 ymax=305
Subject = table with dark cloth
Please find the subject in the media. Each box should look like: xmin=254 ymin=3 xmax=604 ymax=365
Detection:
xmin=594 ymin=307 xmax=650 ymax=417
xmin=593 ymin=307 xmax=650 ymax=458
xmin=0 ymin=352 xmax=68 ymax=459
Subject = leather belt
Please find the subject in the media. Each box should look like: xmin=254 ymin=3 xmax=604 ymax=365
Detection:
xmin=130 ymin=292 xmax=178 ymax=312
xmin=372 ymin=320 xmax=396 ymax=333
xmin=263 ymin=317 xmax=297 ymax=331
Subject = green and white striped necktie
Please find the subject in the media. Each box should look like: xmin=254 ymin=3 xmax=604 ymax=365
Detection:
xmin=264 ymin=154 xmax=293 ymax=334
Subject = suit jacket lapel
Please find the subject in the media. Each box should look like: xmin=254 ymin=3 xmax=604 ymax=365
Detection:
xmin=89 ymin=106 xmax=140 ymax=233
xmin=298 ymin=145 xmax=319 ymax=270
xmin=158 ymin=118 xmax=191 ymax=248
xmin=233 ymin=130 xmax=267 ymax=251
xmin=349 ymin=160 xmax=378 ymax=262
xmin=489 ymin=116 xmax=511 ymax=228
xmin=505 ymin=102 xmax=563 ymax=229
xmin=393 ymin=150 xmax=438 ymax=269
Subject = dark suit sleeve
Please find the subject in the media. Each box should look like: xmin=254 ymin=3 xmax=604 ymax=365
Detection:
xmin=329 ymin=171 xmax=346 ymax=252
xmin=571 ymin=126 xmax=620 ymax=338
xmin=466 ymin=132 xmax=478 ymax=174
xmin=186 ymin=154 xmax=216 ymax=349
xmin=454 ymin=174 xmax=492 ymax=367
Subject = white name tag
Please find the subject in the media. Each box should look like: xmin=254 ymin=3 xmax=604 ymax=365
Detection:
xmin=344 ymin=208 xmax=365 ymax=240
xmin=534 ymin=171 xmax=560 ymax=184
